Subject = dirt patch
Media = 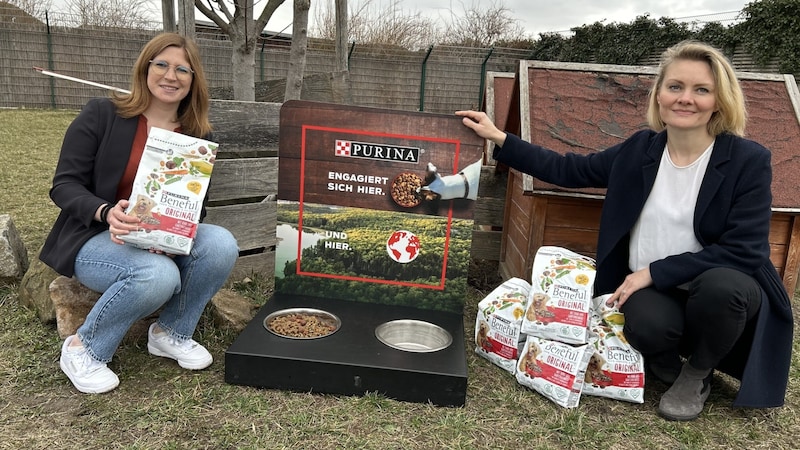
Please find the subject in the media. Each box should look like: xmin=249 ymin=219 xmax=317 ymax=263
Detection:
xmin=468 ymin=258 xmax=503 ymax=293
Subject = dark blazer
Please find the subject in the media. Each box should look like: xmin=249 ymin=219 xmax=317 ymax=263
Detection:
xmin=494 ymin=129 xmax=793 ymax=408
xmin=40 ymin=98 xmax=211 ymax=278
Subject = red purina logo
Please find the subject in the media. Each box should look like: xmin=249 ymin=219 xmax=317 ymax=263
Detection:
xmin=335 ymin=139 xmax=351 ymax=156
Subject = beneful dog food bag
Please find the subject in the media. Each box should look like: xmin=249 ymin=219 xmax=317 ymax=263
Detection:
xmin=475 ymin=277 xmax=530 ymax=375
xmin=582 ymin=294 xmax=645 ymax=403
xmin=515 ymin=335 xmax=593 ymax=408
xmin=119 ymin=127 xmax=218 ymax=255
xmin=521 ymin=246 xmax=597 ymax=345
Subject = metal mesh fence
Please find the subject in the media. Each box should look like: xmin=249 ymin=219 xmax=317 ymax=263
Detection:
xmin=0 ymin=5 xmax=787 ymax=113
xmin=1 ymin=6 xmax=534 ymax=114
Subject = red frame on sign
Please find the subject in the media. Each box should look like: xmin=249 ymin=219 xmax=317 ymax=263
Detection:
xmin=295 ymin=124 xmax=463 ymax=290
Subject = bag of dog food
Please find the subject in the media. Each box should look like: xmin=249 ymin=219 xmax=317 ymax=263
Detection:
xmin=521 ymin=246 xmax=597 ymax=345
xmin=118 ymin=127 xmax=218 ymax=255
xmin=582 ymin=294 xmax=645 ymax=403
xmin=475 ymin=277 xmax=530 ymax=375
xmin=515 ymin=335 xmax=593 ymax=408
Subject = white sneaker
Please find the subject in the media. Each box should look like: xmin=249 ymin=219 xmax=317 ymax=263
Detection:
xmin=59 ymin=336 xmax=120 ymax=394
xmin=147 ymin=323 xmax=213 ymax=370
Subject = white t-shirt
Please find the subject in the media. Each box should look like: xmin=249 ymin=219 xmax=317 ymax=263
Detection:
xmin=629 ymin=141 xmax=714 ymax=272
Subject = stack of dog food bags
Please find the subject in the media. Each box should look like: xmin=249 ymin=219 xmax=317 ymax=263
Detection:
xmin=475 ymin=246 xmax=646 ymax=408
xmin=582 ymin=294 xmax=645 ymax=403
xmin=515 ymin=246 xmax=596 ymax=408
xmin=474 ymin=277 xmax=531 ymax=375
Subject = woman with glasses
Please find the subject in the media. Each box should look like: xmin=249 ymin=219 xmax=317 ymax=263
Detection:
xmin=40 ymin=32 xmax=239 ymax=394
xmin=457 ymin=40 xmax=792 ymax=421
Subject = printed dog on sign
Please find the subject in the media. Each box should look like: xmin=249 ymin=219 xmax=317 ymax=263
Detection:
xmin=419 ymin=159 xmax=482 ymax=201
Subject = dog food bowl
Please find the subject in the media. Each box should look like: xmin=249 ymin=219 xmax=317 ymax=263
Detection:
xmin=375 ymin=319 xmax=453 ymax=352
xmin=263 ymin=308 xmax=341 ymax=339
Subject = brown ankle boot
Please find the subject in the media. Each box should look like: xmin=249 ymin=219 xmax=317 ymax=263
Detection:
xmin=657 ymin=362 xmax=712 ymax=421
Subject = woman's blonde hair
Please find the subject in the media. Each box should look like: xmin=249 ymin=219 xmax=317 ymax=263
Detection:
xmin=112 ymin=32 xmax=212 ymax=138
xmin=646 ymin=40 xmax=746 ymax=137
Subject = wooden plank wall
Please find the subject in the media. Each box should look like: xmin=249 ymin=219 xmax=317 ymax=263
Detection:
xmin=205 ymin=100 xmax=280 ymax=281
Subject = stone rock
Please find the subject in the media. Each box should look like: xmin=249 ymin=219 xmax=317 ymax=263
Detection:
xmin=0 ymin=214 xmax=29 ymax=283
xmin=49 ymin=276 xmax=156 ymax=341
xmin=48 ymin=276 xmax=256 ymax=339
xmin=17 ymin=249 xmax=59 ymax=322
xmin=211 ymin=288 xmax=259 ymax=332
xmin=50 ymin=276 xmax=101 ymax=339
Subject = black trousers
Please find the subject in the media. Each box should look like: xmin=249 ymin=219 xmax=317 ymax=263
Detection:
xmin=620 ymin=267 xmax=762 ymax=371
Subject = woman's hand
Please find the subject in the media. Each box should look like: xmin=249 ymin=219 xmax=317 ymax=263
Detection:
xmin=455 ymin=110 xmax=507 ymax=146
xmin=106 ymin=200 xmax=141 ymax=245
xmin=607 ymin=267 xmax=653 ymax=308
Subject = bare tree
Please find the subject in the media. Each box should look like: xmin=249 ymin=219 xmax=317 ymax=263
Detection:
xmin=6 ymin=0 xmax=54 ymax=20
xmin=63 ymin=0 xmax=158 ymax=28
xmin=194 ymin=0 xmax=286 ymax=101
xmin=312 ymin=0 xmax=440 ymax=50
xmin=441 ymin=0 xmax=527 ymax=47
xmin=284 ymin=0 xmax=310 ymax=101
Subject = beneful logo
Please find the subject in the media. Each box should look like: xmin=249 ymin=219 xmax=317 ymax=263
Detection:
xmin=335 ymin=139 xmax=420 ymax=164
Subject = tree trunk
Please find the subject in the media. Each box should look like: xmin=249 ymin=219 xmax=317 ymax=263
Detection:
xmin=232 ymin=42 xmax=256 ymax=101
xmin=193 ymin=0 xmax=286 ymax=102
xmin=284 ymin=0 xmax=310 ymax=101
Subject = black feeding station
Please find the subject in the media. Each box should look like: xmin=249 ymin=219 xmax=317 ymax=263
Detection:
xmin=225 ymin=101 xmax=486 ymax=407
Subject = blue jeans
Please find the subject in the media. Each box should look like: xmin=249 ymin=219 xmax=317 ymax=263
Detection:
xmin=73 ymin=224 xmax=239 ymax=363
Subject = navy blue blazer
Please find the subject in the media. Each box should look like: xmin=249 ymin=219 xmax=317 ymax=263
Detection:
xmin=40 ymin=98 xmax=211 ymax=278
xmin=494 ymin=129 xmax=793 ymax=408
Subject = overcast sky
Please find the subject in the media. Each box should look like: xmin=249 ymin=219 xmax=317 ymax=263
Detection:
xmin=263 ymin=0 xmax=751 ymax=36
xmin=45 ymin=0 xmax=751 ymax=36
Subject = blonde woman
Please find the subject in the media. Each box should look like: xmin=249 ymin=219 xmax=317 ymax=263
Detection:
xmin=458 ymin=40 xmax=792 ymax=421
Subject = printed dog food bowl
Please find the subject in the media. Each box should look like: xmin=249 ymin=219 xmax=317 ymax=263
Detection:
xmin=375 ymin=319 xmax=452 ymax=352
xmin=263 ymin=308 xmax=341 ymax=339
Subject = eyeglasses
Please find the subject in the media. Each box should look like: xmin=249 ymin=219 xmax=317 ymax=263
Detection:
xmin=148 ymin=60 xmax=194 ymax=79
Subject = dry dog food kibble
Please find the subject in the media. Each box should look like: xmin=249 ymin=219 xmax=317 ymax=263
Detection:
xmin=267 ymin=313 xmax=338 ymax=338
xmin=390 ymin=172 xmax=423 ymax=207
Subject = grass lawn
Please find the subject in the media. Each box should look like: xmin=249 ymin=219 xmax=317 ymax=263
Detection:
xmin=0 ymin=108 xmax=798 ymax=449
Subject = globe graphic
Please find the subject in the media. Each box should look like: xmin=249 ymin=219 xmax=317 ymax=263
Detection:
xmin=386 ymin=230 xmax=421 ymax=263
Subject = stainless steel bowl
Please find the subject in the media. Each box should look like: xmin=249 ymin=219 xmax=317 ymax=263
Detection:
xmin=375 ymin=319 xmax=453 ymax=352
xmin=263 ymin=308 xmax=341 ymax=339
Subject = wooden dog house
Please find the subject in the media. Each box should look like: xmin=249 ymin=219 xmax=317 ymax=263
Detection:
xmin=492 ymin=61 xmax=800 ymax=295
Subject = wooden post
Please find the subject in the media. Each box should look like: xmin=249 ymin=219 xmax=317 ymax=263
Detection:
xmin=332 ymin=0 xmax=351 ymax=103
xmin=162 ymin=0 xmax=176 ymax=32
xmin=177 ymin=0 xmax=196 ymax=40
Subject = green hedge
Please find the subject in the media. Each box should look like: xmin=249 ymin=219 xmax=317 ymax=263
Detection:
xmin=499 ymin=0 xmax=799 ymax=76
